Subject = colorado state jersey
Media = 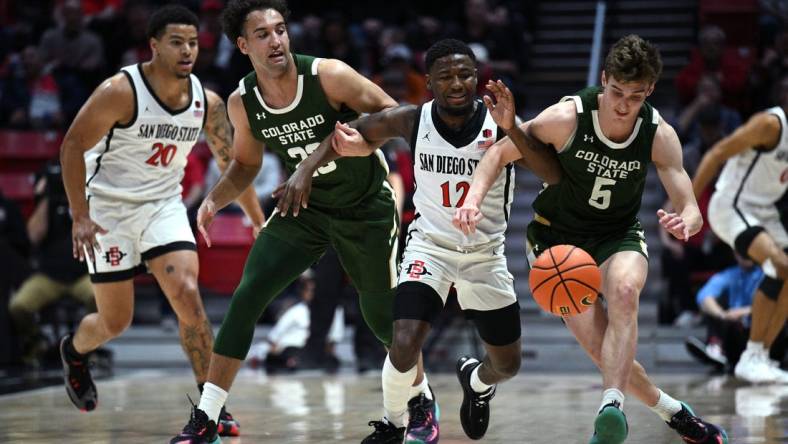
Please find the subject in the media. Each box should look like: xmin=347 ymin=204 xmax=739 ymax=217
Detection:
xmin=410 ymin=100 xmax=513 ymax=249
xmin=532 ymin=86 xmax=659 ymax=235
xmin=84 ymin=64 xmax=206 ymax=201
xmin=238 ymin=53 xmax=389 ymax=209
xmin=714 ymin=106 xmax=788 ymax=207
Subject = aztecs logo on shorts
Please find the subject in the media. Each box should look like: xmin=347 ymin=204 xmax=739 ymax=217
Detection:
xmin=104 ymin=246 xmax=127 ymax=266
xmin=406 ymin=260 xmax=432 ymax=279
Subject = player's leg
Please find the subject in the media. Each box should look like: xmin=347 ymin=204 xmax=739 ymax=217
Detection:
xmin=171 ymin=213 xmax=325 ymax=444
xmin=454 ymin=248 xmax=521 ymax=440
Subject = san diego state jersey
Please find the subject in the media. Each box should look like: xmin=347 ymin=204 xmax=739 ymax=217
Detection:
xmin=714 ymin=106 xmax=788 ymax=207
xmin=84 ymin=63 xmax=206 ymax=201
xmin=410 ymin=99 xmax=514 ymax=249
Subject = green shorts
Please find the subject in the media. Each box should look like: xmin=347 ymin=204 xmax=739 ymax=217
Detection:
xmin=526 ymin=217 xmax=648 ymax=266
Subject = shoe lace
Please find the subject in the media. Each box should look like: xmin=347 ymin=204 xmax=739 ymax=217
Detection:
xmin=409 ymin=396 xmax=429 ymax=426
xmin=367 ymin=420 xmax=394 ymax=434
xmin=182 ymin=395 xmax=206 ymax=435
xmin=673 ymin=410 xmax=707 ymax=441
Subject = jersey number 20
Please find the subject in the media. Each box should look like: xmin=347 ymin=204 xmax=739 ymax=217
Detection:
xmin=287 ymin=142 xmax=337 ymax=177
xmin=588 ymin=176 xmax=616 ymax=210
xmin=146 ymin=142 xmax=177 ymax=167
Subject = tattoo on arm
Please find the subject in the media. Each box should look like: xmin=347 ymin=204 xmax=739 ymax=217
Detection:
xmin=206 ymin=98 xmax=233 ymax=166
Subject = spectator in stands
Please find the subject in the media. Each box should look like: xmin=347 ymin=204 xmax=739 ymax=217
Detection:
xmin=0 ymin=191 xmax=31 ymax=367
xmin=247 ymin=271 xmax=344 ymax=373
xmin=675 ymin=75 xmax=741 ymax=148
xmin=675 ymin=25 xmax=751 ymax=112
xmin=751 ymin=28 xmax=788 ymax=111
xmin=8 ymin=160 xmax=94 ymax=366
xmin=320 ymin=12 xmax=362 ymax=69
xmin=39 ymin=0 xmax=105 ymax=124
xmin=0 ymin=45 xmax=63 ymax=129
xmin=685 ymin=253 xmax=787 ymax=373
xmin=373 ymin=44 xmax=427 ymax=106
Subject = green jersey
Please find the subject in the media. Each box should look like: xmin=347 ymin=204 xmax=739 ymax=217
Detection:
xmin=533 ymin=86 xmax=659 ymax=235
xmin=239 ymin=53 xmax=388 ymax=209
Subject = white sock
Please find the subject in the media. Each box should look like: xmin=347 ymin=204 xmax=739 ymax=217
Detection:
xmin=382 ymin=354 xmax=417 ymax=427
xmin=649 ymin=389 xmax=682 ymax=422
xmin=599 ymin=388 xmax=625 ymax=413
xmin=746 ymin=341 xmax=765 ymax=354
xmin=470 ymin=366 xmax=493 ymax=393
xmin=198 ymin=382 xmax=228 ymax=423
xmin=409 ymin=373 xmax=433 ymax=400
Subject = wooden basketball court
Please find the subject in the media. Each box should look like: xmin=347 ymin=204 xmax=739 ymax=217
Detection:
xmin=1 ymin=370 xmax=785 ymax=443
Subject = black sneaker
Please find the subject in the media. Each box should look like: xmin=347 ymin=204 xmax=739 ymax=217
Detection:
xmin=668 ymin=402 xmax=728 ymax=444
xmin=217 ymin=406 xmax=240 ymax=437
xmin=361 ymin=418 xmax=405 ymax=443
xmin=456 ymin=356 xmax=496 ymax=440
xmin=405 ymin=391 xmax=440 ymax=444
xmin=170 ymin=404 xmax=221 ymax=444
xmin=59 ymin=335 xmax=97 ymax=412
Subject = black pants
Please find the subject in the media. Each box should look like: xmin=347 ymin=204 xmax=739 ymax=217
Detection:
xmin=706 ymin=316 xmax=788 ymax=371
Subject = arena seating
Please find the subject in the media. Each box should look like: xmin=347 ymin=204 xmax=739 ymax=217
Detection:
xmin=197 ymin=213 xmax=255 ymax=295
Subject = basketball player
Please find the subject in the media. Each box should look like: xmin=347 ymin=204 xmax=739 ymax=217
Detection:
xmin=326 ymin=39 xmax=560 ymax=443
xmin=59 ymin=5 xmax=261 ymax=437
xmin=691 ymin=75 xmax=788 ymax=384
xmin=455 ymin=35 xmax=728 ymax=444
xmin=170 ymin=1 xmax=426 ymax=442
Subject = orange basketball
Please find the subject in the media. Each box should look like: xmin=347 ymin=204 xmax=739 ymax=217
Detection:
xmin=528 ymin=244 xmax=601 ymax=317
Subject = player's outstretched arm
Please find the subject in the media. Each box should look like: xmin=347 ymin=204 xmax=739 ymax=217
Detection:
xmin=204 ymin=89 xmax=265 ymax=236
xmin=653 ymin=120 xmax=703 ymax=241
xmin=198 ymin=90 xmax=263 ymax=246
xmin=691 ymin=112 xmax=781 ymax=200
xmin=273 ymin=59 xmax=398 ymax=217
xmin=333 ymin=105 xmax=419 ymax=157
xmin=60 ymin=73 xmax=133 ymax=261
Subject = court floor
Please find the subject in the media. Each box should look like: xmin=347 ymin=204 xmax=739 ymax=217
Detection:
xmin=0 ymin=369 xmax=786 ymax=443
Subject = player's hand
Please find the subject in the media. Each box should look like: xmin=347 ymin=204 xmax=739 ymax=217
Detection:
xmin=197 ymin=198 xmax=217 ymax=247
xmin=71 ymin=213 xmax=107 ymax=262
xmin=332 ymin=121 xmax=370 ymax=157
xmin=657 ymin=208 xmax=689 ymax=241
xmin=483 ymin=80 xmax=516 ymax=131
xmin=453 ymin=202 xmax=484 ymax=234
xmin=272 ymin=164 xmax=313 ymax=217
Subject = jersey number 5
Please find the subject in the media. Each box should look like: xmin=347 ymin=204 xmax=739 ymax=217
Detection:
xmin=146 ymin=142 xmax=177 ymax=167
xmin=441 ymin=181 xmax=470 ymax=208
xmin=588 ymin=176 xmax=616 ymax=210
xmin=287 ymin=142 xmax=338 ymax=177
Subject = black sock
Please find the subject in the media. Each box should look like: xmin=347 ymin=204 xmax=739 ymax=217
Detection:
xmin=198 ymin=383 xmax=205 ymax=394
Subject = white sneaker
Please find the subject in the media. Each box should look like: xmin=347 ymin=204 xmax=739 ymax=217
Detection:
xmin=735 ymin=349 xmax=777 ymax=384
xmin=767 ymin=359 xmax=788 ymax=384
xmin=705 ymin=343 xmax=728 ymax=367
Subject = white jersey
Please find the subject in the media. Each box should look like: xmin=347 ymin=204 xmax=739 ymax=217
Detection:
xmin=714 ymin=106 xmax=788 ymax=207
xmin=84 ymin=64 xmax=206 ymax=202
xmin=410 ymin=100 xmax=514 ymax=250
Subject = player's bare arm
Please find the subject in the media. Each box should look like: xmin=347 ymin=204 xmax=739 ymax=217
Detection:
xmin=60 ymin=73 xmax=134 ymax=261
xmin=198 ymin=89 xmax=264 ymax=246
xmin=692 ymin=112 xmax=781 ymax=200
xmin=332 ymin=105 xmax=419 ymax=157
xmin=653 ymin=119 xmax=703 ymax=241
xmin=204 ymin=89 xmax=265 ymax=234
xmin=454 ymin=101 xmax=574 ymax=234
xmin=274 ymin=59 xmax=397 ymax=216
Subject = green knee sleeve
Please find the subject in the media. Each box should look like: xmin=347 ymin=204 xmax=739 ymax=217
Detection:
xmin=358 ymin=288 xmax=396 ymax=347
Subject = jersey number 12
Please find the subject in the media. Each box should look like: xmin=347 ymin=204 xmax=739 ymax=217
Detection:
xmin=441 ymin=181 xmax=470 ymax=207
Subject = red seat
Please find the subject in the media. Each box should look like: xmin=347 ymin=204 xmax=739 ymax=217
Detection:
xmin=0 ymin=172 xmax=36 ymax=217
xmin=197 ymin=214 xmax=255 ymax=295
xmin=0 ymin=130 xmax=62 ymax=173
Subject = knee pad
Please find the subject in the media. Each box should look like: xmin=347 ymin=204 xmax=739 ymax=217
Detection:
xmin=734 ymin=226 xmax=765 ymax=259
xmin=393 ymin=281 xmax=444 ymax=324
xmin=465 ymin=302 xmax=522 ymax=346
xmin=759 ymin=275 xmax=784 ymax=300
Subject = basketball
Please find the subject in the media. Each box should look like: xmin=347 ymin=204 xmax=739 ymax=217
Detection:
xmin=528 ymin=245 xmax=601 ymax=317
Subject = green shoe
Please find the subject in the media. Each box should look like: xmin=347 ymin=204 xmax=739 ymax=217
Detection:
xmin=589 ymin=403 xmax=628 ymax=444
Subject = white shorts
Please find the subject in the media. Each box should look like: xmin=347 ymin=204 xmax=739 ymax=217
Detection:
xmin=708 ymin=193 xmax=788 ymax=252
xmin=86 ymin=194 xmax=196 ymax=282
xmin=398 ymin=231 xmax=516 ymax=311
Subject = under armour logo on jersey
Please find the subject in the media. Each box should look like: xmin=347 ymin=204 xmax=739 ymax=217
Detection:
xmin=584 ymin=134 xmax=594 ymax=143
xmin=406 ymin=260 xmax=432 ymax=279
xmin=256 ymin=112 xmax=266 ymax=120
xmin=422 ymin=130 xmax=431 ymax=142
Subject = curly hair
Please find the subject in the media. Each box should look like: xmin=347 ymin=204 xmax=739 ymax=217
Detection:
xmin=424 ymin=38 xmax=476 ymax=73
xmin=221 ymin=0 xmax=290 ymax=42
xmin=146 ymin=5 xmax=199 ymax=40
xmin=603 ymin=35 xmax=663 ymax=84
